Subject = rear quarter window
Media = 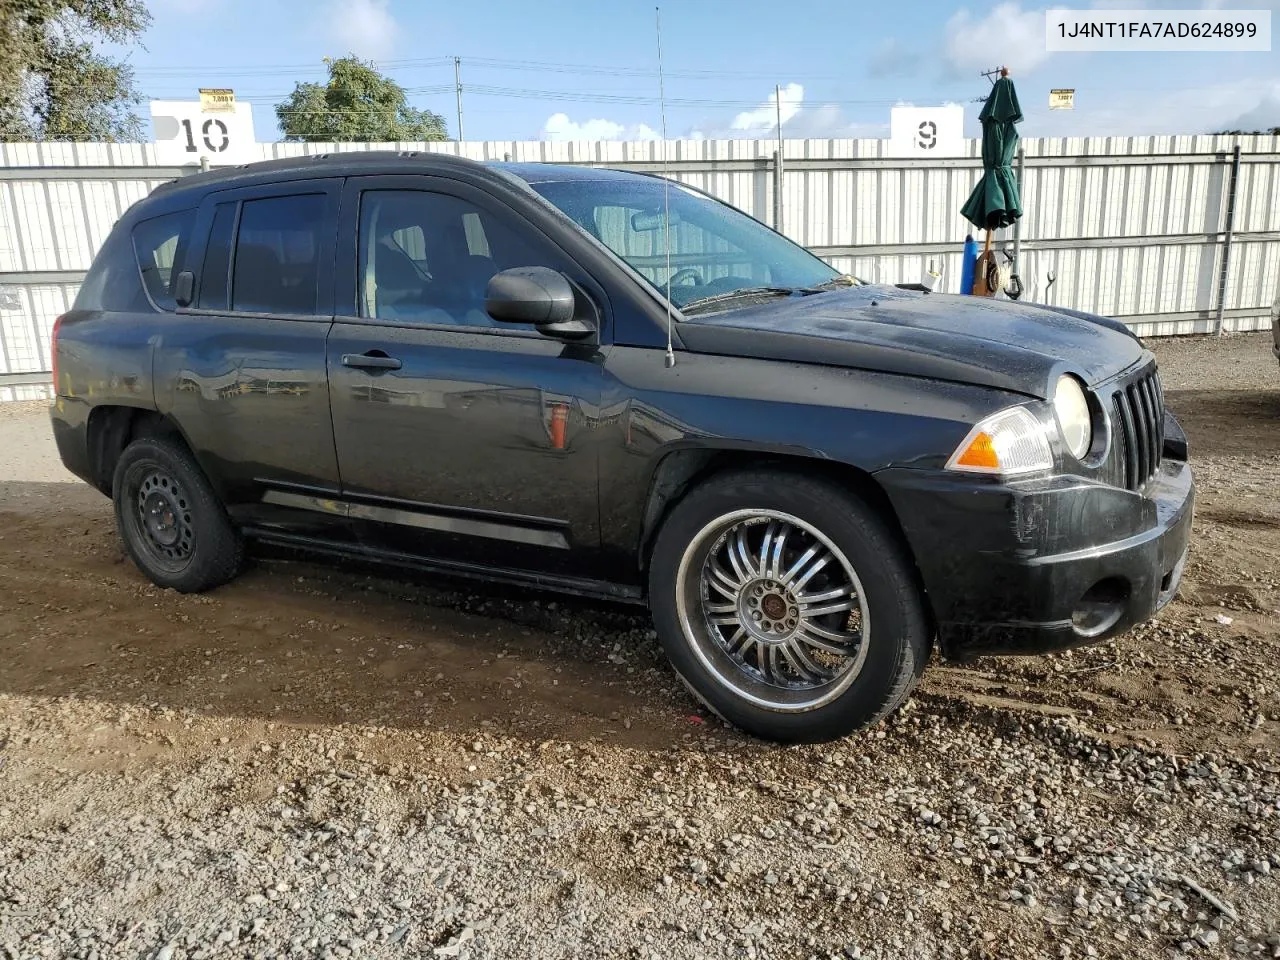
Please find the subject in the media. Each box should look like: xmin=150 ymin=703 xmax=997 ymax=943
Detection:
xmin=132 ymin=210 xmax=197 ymax=311
xmin=73 ymin=226 xmax=146 ymax=313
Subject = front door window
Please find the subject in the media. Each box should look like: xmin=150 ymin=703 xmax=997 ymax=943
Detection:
xmin=357 ymin=190 xmax=546 ymax=328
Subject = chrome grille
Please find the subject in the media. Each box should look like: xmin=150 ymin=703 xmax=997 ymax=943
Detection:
xmin=1109 ymin=366 xmax=1165 ymax=491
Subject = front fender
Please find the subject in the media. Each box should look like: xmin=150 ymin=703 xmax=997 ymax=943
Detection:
xmin=597 ymin=346 xmax=1024 ymax=579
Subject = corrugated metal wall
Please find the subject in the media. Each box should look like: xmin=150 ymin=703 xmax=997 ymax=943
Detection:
xmin=1 ymin=134 xmax=1278 ymax=378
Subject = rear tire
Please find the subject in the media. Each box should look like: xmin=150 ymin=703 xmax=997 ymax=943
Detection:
xmin=648 ymin=469 xmax=930 ymax=743
xmin=112 ymin=436 xmax=243 ymax=593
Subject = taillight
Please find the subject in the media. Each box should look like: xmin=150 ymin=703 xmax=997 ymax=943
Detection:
xmin=50 ymin=314 xmax=64 ymax=393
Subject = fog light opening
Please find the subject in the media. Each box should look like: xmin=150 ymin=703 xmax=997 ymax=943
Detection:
xmin=1071 ymin=578 xmax=1130 ymax=638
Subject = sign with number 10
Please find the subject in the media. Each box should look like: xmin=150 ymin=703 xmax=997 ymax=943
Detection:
xmin=149 ymin=100 xmax=258 ymax=167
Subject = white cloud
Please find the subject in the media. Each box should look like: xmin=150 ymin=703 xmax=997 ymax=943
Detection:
xmin=1204 ymin=0 xmax=1280 ymax=8
xmin=1226 ymin=89 xmax=1280 ymax=131
xmin=694 ymin=84 xmax=885 ymax=140
xmin=730 ymin=83 xmax=804 ymax=132
xmin=541 ymin=113 xmax=659 ymax=141
xmin=943 ymin=3 xmax=1052 ymax=76
xmin=540 ymin=84 xmax=889 ymax=143
xmin=539 ymin=74 xmax=1280 ymax=145
xmin=327 ymin=0 xmax=397 ymax=61
xmin=776 ymin=103 xmax=887 ymax=139
xmin=1201 ymin=0 xmax=1280 ymax=11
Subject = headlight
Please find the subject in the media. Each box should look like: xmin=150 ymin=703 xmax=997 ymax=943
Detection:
xmin=1053 ymin=374 xmax=1093 ymax=460
xmin=945 ymin=406 xmax=1053 ymax=475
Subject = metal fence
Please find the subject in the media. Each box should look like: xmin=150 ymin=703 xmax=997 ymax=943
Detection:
xmin=2 ymin=133 xmax=1278 ymax=387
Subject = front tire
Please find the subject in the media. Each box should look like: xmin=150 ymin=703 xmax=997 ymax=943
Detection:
xmin=648 ymin=470 xmax=930 ymax=743
xmin=112 ymin=436 xmax=243 ymax=593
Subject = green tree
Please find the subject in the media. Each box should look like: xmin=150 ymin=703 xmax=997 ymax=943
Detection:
xmin=1217 ymin=127 xmax=1280 ymax=135
xmin=276 ymin=57 xmax=449 ymax=142
xmin=0 ymin=0 xmax=150 ymax=141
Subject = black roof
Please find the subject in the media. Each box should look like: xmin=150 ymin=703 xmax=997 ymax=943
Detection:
xmin=150 ymin=151 xmax=651 ymax=201
xmin=489 ymin=162 xmax=653 ymax=184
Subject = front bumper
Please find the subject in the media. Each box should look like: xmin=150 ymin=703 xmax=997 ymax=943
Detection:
xmin=878 ymin=450 xmax=1194 ymax=660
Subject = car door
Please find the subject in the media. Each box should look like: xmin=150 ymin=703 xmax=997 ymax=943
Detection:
xmin=327 ymin=175 xmax=608 ymax=581
xmin=154 ymin=178 xmax=347 ymax=539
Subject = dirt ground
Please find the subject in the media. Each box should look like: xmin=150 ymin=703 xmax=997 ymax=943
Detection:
xmin=1 ymin=333 xmax=1278 ymax=960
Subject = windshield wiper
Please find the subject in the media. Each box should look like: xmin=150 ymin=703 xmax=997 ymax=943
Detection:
xmin=679 ymin=286 xmax=799 ymax=315
xmin=803 ymin=274 xmax=863 ymax=292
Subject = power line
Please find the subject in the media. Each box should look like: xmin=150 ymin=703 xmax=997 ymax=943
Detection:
xmin=462 ymin=84 xmax=923 ymax=106
xmin=134 ymin=53 xmax=973 ymax=118
xmin=130 ymin=53 xmax=840 ymax=81
xmin=221 ymin=85 xmax=455 ymax=102
xmin=162 ymin=83 xmax=945 ymax=109
xmin=131 ymin=56 xmax=454 ymax=76
xmin=457 ymin=56 xmax=854 ymax=81
xmin=131 ymin=52 xmax=1231 ymax=104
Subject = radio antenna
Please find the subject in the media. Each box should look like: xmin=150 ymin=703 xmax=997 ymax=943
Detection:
xmin=656 ymin=6 xmax=676 ymax=369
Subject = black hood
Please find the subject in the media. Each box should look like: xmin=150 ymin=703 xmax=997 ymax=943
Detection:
xmin=676 ymin=285 xmax=1147 ymax=400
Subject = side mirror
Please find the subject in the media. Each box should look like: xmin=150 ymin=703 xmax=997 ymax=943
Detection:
xmin=173 ymin=270 xmax=194 ymax=308
xmin=485 ymin=266 xmax=593 ymax=339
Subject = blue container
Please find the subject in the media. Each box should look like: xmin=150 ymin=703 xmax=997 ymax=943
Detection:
xmin=960 ymin=234 xmax=978 ymax=295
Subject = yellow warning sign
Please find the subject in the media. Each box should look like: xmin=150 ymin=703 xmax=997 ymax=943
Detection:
xmin=198 ymin=88 xmax=236 ymax=113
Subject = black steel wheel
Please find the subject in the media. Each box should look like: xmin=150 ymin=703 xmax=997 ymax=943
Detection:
xmin=113 ymin=435 xmax=243 ymax=592
xmin=133 ymin=466 xmax=196 ymax=571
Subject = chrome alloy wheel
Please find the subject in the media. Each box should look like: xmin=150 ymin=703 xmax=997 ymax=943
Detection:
xmin=673 ymin=509 xmax=870 ymax=712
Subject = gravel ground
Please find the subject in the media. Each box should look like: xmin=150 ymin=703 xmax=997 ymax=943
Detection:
xmin=0 ymin=399 xmax=75 ymax=484
xmin=1 ymin=333 xmax=1278 ymax=960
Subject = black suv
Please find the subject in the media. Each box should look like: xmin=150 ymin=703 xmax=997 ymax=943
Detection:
xmin=50 ymin=153 xmax=1194 ymax=742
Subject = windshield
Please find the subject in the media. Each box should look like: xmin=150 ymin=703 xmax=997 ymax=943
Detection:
xmin=526 ymin=177 xmax=844 ymax=312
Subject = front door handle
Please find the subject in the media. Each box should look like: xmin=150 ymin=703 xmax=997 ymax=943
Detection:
xmin=342 ymin=352 xmax=402 ymax=371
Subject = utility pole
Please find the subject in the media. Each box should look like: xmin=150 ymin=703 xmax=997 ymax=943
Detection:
xmin=1215 ymin=143 xmax=1242 ymax=335
xmin=454 ymin=57 xmax=465 ymax=142
xmin=774 ymin=84 xmax=784 ymax=233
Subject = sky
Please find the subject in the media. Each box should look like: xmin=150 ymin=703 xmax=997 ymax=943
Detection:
xmin=126 ymin=0 xmax=1280 ymax=143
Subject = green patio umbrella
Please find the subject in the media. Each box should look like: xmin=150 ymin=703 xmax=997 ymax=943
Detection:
xmin=961 ymin=73 xmax=1023 ymax=233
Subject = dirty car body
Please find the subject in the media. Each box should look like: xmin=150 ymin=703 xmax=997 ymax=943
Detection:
xmin=1273 ymin=287 xmax=1280 ymax=369
xmin=50 ymin=153 xmax=1194 ymax=742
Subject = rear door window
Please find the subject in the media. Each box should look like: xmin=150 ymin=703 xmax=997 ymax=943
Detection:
xmin=132 ymin=210 xmax=196 ymax=311
xmin=231 ymin=194 xmax=326 ymax=315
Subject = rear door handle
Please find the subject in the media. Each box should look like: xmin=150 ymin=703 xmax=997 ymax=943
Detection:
xmin=342 ymin=352 xmax=402 ymax=371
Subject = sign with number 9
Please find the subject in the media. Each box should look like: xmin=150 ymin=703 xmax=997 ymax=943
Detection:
xmin=889 ymin=105 xmax=965 ymax=158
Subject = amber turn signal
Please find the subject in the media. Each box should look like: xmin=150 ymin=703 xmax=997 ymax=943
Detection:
xmin=945 ymin=406 xmax=1054 ymax=476
xmin=952 ymin=431 xmax=1000 ymax=470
